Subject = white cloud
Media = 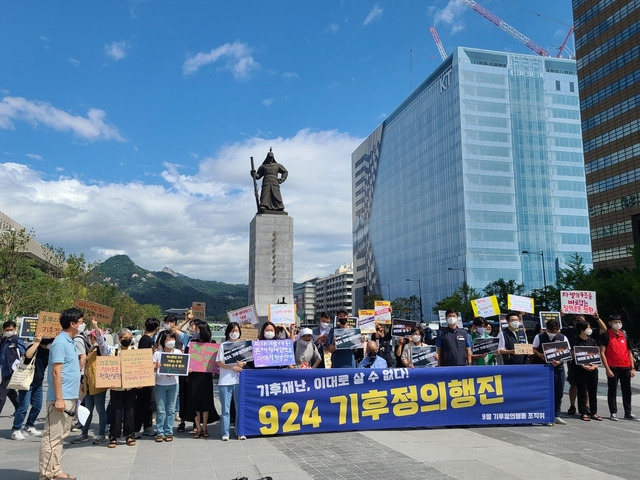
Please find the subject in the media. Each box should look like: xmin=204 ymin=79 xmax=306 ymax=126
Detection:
xmin=364 ymin=6 xmax=383 ymax=26
xmin=0 ymin=129 xmax=361 ymax=284
xmin=282 ymin=72 xmax=299 ymax=80
xmin=325 ymin=23 xmax=339 ymax=34
xmin=262 ymin=98 xmax=274 ymax=107
xmin=433 ymin=0 xmax=467 ymax=33
xmin=68 ymin=58 xmax=80 ymax=67
xmin=183 ymin=41 xmax=259 ymax=80
xmin=0 ymin=96 xmax=123 ymax=141
xmin=105 ymin=40 xmax=130 ymax=61
xmin=24 ymin=153 xmax=43 ymax=161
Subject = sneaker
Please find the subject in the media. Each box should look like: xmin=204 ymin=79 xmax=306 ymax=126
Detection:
xmin=11 ymin=429 xmax=25 ymax=441
xmin=23 ymin=426 xmax=42 ymax=437
xmin=624 ymin=413 xmax=639 ymax=421
xmin=71 ymin=434 xmax=89 ymax=444
xmin=554 ymin=417 xmax=567 ymax=425
xmin=142 ymin=427 xmax=156 ymax=436
xmin=610 ymin=413 xmax=619 ymax=421
xmin=70 ymin=422 xmax=82 ymax=432
xmin=567 ymin=406 xmax=576 ymax=416
xmin=221 ymin=435 xmax=229 ymax=441
xmin=93 ymin=435 xmax=107 ymax=444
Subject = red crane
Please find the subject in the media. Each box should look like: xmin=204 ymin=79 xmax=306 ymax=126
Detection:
xmin=459 ymin=0 xmax=550 ymax=57
xmin=556 ymin=25 xmax=574 ymax=58
xmin=430 ymin=27 xmax=448 ymax=61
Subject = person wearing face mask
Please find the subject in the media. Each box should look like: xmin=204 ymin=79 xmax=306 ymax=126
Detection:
xmin=293 ymin=328 xmax=321 ymax=368
xmin=532 ymin=318 xmax=569 ymax=425
xmin=327 ymin=310 xmax=356 ymax=368
xmin=312 ymin=312 xmax=332 ymax=368
xmin=217 ymin=322 xmax=246 ymax=440
xmin=372 ymin=324 xmax=393 ymax=367
xmin=470 ymin=317 xmax=495 ymax=366
xmin=0 ymin=320 xmax=26 ymax=417
xmin=497 ymin=312 xmax=529 ymax=365
xmin=133 ymin=317 xmax=160 ymax=439
xmin=600 ymin=314 xmax=638 ymax=421
xmin=436 ymin=309 xmax=472 ymax=367
xmin=39 ymin=308 xmax=83 ymax=480
xmin=259 ymin=321 xmax=278 ymax=341
xmin=401 ymin=327 xmax=426 ymax=368
xmin=572 ymin=320 xmax=602 ymax=421
xmin=360 ymin=340 xmax=388 ymax=368
xmin=153 ymin=331 xmax=180 ymax=442
xmin=95 ymin=326 xmax=138 ymax=448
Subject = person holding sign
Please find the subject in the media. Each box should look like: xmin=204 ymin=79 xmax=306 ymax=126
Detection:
xmin=470 ymin=317 xmax=495 ymax=366
xmin=39 ymin=308 xmax=83 ymax=480
xmin=184 ymin=320 xmax=219 ymax=438
xmin=532 ymin=318 xmax=569 ymax=425
xmin=216 ymin=322 xmax=246 ymax=441
xmin=153 ymin=331 xmax=181 ymax=442
xmin=327 ymin=310 xmax=356 ymax=368
xmin=600 ymin=314 xmax=638 ymax=421
xmin=572 ymin=320 xmax=602 ymax=421
xmin=436 ymin=310 xmax=472 ymax=367
xmin=0 ymin=320 xmax=26 ymax=417
xmin=294 ymin=328 xmax=321 ymax=368
xmin=401 ymin=327 xmax=427 ymax=369
xmin=497 ymin=312 xmax=529 ymax=365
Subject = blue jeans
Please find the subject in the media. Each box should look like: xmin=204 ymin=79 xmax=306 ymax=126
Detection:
xmin=218 ymin=383 xmax=239 ymax=438
xmin=155 ymin=383 xmax=178 ymax=437
xmin=12 ymin=383 xmax=43 ymax=430
xmin=82 ymin=390 xmax=107 ymax=436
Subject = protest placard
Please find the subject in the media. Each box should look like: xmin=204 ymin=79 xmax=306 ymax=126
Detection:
xmin=391 ymin=318 xmax=416 ymax=338
xmin=560 ymin=290 xmax=597 ymax=315
xmin=411 ymin=345 xmax=437 ymax=367
xmin=438 ymin=310 xmax=447 ymax=328
xmin=73 ymin=299 xmax=114 ymax=325
xmin=95 ymin=356 xmax=122 ymax=389
xmin=358 ymin=309 xmax=376 ymax=333
xmin=471 ymin=296 xmax=500 ymax=318
xmin=252 ymin=339 xmax=295 ymax=368
xmin=542 ymin=341 xmax=572 ymax=363
xmin=227 ymin=305 xmax=259 ymax=325
xmin=188 ymin=342 xmax=219 ymax=373
xmin=35 ymin=311 xmax=61 ymax=338
xmin=19 ymin=317 xmax=38 ymax=339
xmin=120 ymin=349 xmax=155 ymax=388
xmin=158 ymin=352 xmax=190 ymax=376
xmin=239 ymin=325 xmax=259 ymax=341
xmin=472 ymin=337 xmax=500 ymax=356
xmin=507 ymin=294 xmax=535 ymax=314
xmin=269 ymin=304 xmax=296 ymax=325
xmin=539 ymin=311 xmax=561 ymax=330
xmin=222 ymin=340 xmax=254 ymax=364
xmin=514 ymin=343 xmax=533 ymax=355
xmin=374 ymin=301 xmax=392 ymax=324
xmin=191 ymin=302 xmax=206 ymax=321
xmin=573 ymin=346 xmax=602 ymax=365
xmin=334 ymin=328 xmax=362 ymax=350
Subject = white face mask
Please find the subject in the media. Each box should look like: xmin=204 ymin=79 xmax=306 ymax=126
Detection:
xmin=547 ymin=332 xmax=557 ymax=340
xmin=3 ymin=330 xmax=15 ymax=338
xmin=412 ymin=335 xmax=422 ymax=343
xmin=447 ymin=317 xmax=457 ymax=326
xmin=611 ymin=322 xmax=622 ymax=331
xmin=77 ymin=323 xmax=86 ymax=333
xmin=229 ymin=331 xmax=240 ymax=340
xmin=165 ymin=340 xmax=176 ymax=349
xmin=299 ymin=339 xmax=309 ymax=346
xmin=320 ymin=322 xmax=330 ymax=329
xmin=509 ymin=321 xmax=520 ymax=330
xmin=263 ymin=330 xmax=275 ymax=340
xmin=476 ymin=327 xmax=485 ymax=336
xmin=584 ymin=328 xmax=593 ymax=336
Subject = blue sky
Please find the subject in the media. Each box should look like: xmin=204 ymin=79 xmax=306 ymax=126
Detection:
xmin=0 ymin=0 xmax=575 ymax=284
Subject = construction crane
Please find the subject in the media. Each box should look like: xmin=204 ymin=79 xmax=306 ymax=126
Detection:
xmin=556 ymin=25 xmax=574 ymax=58
xmin=459 ymin=0 xmax=550 ymax=57
xmin=429 ymin=27 xmax=448 ymax=61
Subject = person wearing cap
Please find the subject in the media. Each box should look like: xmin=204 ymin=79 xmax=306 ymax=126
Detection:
xmin=359 ymin=341 xmax=388 ymax=368
xmin=600 ymin=314 xmax=638 ymax=421
xmin=293 ymin=328 xmax=321 ymax=368
xmin=71 ymin=325 xmax=108 ymax=444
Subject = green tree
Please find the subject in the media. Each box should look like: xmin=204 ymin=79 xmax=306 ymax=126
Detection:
xmin=391 ymin=296 xmax=421 ymax=321
xmin=483 ymin=278 xmax=525 ymax=310
xmin=556 ymin=252 xmax=591 ymax=290
xmin=363 ymin=293 xmax=383 ymax=309
xmin=432 ymin=284 xmax=481 ymax=321
xmin=0 ymin=228 xmax=34 ymax=316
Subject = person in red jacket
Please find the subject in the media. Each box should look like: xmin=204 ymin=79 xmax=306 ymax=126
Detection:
xmin=599 ymin=314 xmax=638 ymax=421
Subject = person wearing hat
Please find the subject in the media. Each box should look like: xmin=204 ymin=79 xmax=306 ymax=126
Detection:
xmin=293 ymin=328 xmax=321 ymax=368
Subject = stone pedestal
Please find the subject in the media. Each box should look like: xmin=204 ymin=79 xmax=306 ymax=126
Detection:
xmin=248 ymin=214 xmax=294 ymax=321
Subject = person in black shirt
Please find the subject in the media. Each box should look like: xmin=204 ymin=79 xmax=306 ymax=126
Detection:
xmin=572 ymin=320 xmax=602 ymax=421
xmin=134 ymin=318 xmax=159 ymax=437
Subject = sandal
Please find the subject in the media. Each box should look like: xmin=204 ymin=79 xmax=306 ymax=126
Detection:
xmin=164 ymin=435 xmax=173 ymax=442
xmin=202 ymin=427 xmax=209 ymax=438
xmin=193 ymin=428 xmax=201 ymax=439
xmin=108 ymin=438 xmax=117 ymax=448
xmin=581 ymin=414 xmax=591 ymax=421
xmin=177 ymin=422 xmax=185 ymax=433
xmin=591 ymin=414 xmax=603 ymax=421
xmin=126 ymin=437 xmax=136 ymax=446
xmin=155 ymin=435 xmax=164 ymax=443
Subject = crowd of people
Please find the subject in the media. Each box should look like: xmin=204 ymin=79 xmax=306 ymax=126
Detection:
xmin=0 ymin=306 xmax=638 ymax=479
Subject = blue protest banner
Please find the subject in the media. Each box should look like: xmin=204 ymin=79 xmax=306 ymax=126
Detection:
xmin=237 ymin=365 xmax=554 ymax=436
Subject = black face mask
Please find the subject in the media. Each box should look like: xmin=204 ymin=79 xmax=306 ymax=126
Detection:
xmin=120 ymin=339 xmax=132 ymax=347
xmin=368 ymin=352 xmax=378 ymax=359
xmin=338 ymin=318 xmax=348 ymax=325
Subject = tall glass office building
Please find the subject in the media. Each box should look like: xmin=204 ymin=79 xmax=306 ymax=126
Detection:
xmin=572 ymin=0 xmax=640 ymax=270
xmin=352 ymin=47 xmax=593 ymax=320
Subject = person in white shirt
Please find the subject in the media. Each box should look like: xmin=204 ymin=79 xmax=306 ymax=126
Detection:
xmin=153 ymin=331 xmax=180 ymax=442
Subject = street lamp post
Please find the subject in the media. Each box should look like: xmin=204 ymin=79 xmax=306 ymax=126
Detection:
xmin=382 ymin=283 xmax=391 ymax=301
xmin=521 ymin=250 xmax=547 ymax=288
xmin=405 ymin=278 xmax=424 ymax=323
xmin=447 ymin=267 xmax=468 ymax=303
